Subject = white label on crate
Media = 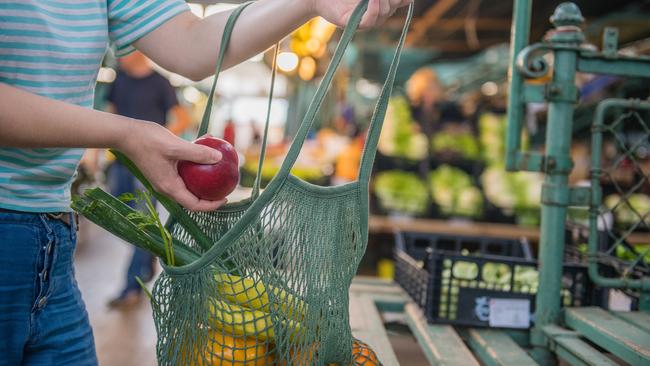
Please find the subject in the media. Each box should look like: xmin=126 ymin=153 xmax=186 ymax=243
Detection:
xmin=488 ymin=298 xmax=530 ymax=328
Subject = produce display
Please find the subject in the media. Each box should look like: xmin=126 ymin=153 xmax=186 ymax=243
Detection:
xmin=428 ymin=165 xmax=483 ymax=218
xmin=478 ymin=113 xmax=508 ymax=165
xmin=431 ymin=131 xmax=480 ymax=160
xmin=179 ymin=136 xmax=240 ymax=201
xmin=378 ymin=96 xmax=428 ymax=160
xmin=605 ymin=193 xmax=650 ymax=227
xmin=373 ymin=170 xmax=429 ymax=215
xmin=481 ymin=166 xmax=543 ymax=224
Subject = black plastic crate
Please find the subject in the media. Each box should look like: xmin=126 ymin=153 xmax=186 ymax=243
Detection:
xmin=394 ymin=231 xmax=593 ymax=329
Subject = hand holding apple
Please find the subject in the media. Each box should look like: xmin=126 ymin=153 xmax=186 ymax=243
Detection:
xmin=178 ymin=135 xmax=240 ymax=202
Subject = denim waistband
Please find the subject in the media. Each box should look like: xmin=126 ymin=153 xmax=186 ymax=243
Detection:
xmin=0 ymin=209 xmax=75 ymax=227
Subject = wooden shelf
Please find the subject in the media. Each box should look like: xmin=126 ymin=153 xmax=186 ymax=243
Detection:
xmin=369 ymin=215 xmax=650 ymax=244
xmin=369 ymin=215 xmax=540 ymax=241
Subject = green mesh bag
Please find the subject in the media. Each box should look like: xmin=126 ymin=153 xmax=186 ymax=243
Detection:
xmin=74 ymin=1 xmax=412 ymax=365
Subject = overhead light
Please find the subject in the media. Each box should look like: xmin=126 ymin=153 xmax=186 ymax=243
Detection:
xmin=481 ymin=81 xmax=499 ymax=96
xmin=356 ymin=78 xmax=381 ymax=98
xmin=277 ymin=52 xmax=299 ymax=72
xmin=97 ymin=67 xmax=116 ymax=83
xmin=298 ymin=57 xmax=316 ymax=81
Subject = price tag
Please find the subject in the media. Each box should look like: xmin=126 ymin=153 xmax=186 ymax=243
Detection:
xmin=488 ymin=298 xmax=530 ymax=328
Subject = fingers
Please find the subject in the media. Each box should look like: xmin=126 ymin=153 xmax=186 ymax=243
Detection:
xmin=175 ymin=141 xmax=222 ymax=165
xmin=161 ymin=176 xmax=227 ymax=212
xmin=360 ymin=0 xmax=410 ymax=29
xmin=360 ymin=0 xmax=380 ymax=29
xmin=379 ymin=0 xmax=391 ymax=19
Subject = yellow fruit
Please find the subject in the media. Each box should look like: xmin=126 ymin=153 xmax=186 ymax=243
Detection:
xmin=215 ymin=274 xmax=269 ymax=312
xmin=278 ymin=339 xmax=378 ymax=366
xmin=214 ymin=274 xmax=307 ymax=321
xmin=351 ymin=339 xmax=380 ymax=366
xmin=191 ymin=332 xmax=274 ymax=366
xmin=207 ymin=299 xmax=303 ymax=343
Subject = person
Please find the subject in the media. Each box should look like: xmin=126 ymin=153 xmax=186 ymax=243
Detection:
xmin=105 ymin=51 xmax=190 ymax=308
xmin=223 ymin=118 xmax=236 ymax=146
xmin=0 ymin=0 xmax=411 ymax=364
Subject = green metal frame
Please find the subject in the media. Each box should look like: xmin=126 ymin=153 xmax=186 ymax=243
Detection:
xmin=505 ymin=1 xmax=650 ymax=364
xmin=589 ymin=99 xmax=650 ymax=294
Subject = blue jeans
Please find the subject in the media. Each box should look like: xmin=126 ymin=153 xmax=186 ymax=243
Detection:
xmin=107 ymin=162 xmax=155 ymax=295
xmin=0 ymin=211 xmax=97 ymax=366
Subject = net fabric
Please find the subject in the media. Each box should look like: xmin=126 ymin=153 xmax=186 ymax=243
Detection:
xmin=155 ymin=180 xmax=365 ymax=365
xmin=589 ymin=100 xmax=650 ymax=290
xmin=152 ymin=0 xmax=412 ymax=363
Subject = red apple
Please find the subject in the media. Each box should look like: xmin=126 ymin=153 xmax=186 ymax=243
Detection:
xmin=178 ymin=135 xmax=239 ymax=201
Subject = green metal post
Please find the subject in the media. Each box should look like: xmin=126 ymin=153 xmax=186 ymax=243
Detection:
xmin=530 ymin=4 xmax=585 ymax=364
xmin=505 ymin=0 xmax=532 ymax=171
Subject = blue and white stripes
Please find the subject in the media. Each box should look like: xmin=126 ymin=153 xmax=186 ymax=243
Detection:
xmin=0 ymin=0 xmax=188 ymax=212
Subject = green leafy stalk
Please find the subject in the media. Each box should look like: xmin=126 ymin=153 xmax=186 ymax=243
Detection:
xmin=110 ymin=150 xmax=213 ymax=251
xmin=136 ymin=189 xmax=175 ymax=267
xmin=72 ymin=189 xmax=200 ymax=265
xmin=135 ymin=276 xmax=153 ymax=300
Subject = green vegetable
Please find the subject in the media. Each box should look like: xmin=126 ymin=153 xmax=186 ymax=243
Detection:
xmin=431 ymin=132 xmax=479 ymax=159
xmin=481 ymin=166 xmax=542 ymax=212
xmin=479 ymin=113 xmax=529 ymax=165
xmin=373 ymin=170 xmax=429 ymax=215
xmin=379 ymin=96 xmax=428 ymax=160
xmin=452 ymin=261 xmax=478 ymax=280
xmin=72 ymin=188 xmax=200 ymax=266
xmin=605 ymin=193 xmax=650 ymax=227
xmin=429 ymin=165 xmax=483 ymax=217
xmin=119 ymin=190 xmax=175 ymax=266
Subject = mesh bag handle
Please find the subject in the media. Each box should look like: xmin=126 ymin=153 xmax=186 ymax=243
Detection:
xmin=358 ymin=4 xmax=413 ymax=182
xmin=197 ymin=1 xmax=278 ymax=197
xmin=276 ymin=0 xmax=413 ymax=184
xmin=196 ymin=1 xmax=249 ymax=138
xmin=156 ymin=0 xmax=414 ymax=271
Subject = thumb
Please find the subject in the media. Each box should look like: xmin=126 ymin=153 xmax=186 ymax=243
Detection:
xmin=177 ymin=141 xmax=222 ymax=164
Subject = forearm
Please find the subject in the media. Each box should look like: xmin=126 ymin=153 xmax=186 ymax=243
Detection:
xmin=0 ymin=83 xmax=136 ymax=150
xmin=135 ymin=0 xmax=315 ymax=80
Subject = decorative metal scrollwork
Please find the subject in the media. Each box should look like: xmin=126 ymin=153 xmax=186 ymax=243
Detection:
xmin=515 ymin=43 xmax=552 ymax=79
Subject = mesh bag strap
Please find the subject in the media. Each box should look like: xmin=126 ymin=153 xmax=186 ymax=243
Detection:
xmin=275 ymin=0 xmax=370 ymax=177
xmin=195 ymin=1 xmax=276 ymax=198
xmin=196 ymin=2 xmax=251 ymax=137
xmin=276 ymin=0 xmax=412 ymax=180
xmin=251 ymin=45 xmax=279 ymax=198
xmin=358 ymin=3 xmax=413 ymax=182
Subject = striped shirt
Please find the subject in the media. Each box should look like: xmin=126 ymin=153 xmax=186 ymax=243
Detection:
xmin=0 ymin=0 xmax=188 ymax=212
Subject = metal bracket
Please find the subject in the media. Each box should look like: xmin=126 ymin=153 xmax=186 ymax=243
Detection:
xmin=546 ymin=83 xmax=579 ymax=103
xmin=544 ymin=154 xmax=574 ymax=174
xmin=515 ymin=152 xmax=544 ymax=172
xmin=602 ymin=27 xmax=618 ymax=57
xmin=541 ymin=185 xmax=589 ymax=207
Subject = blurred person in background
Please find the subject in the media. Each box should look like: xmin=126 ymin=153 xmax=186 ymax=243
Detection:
xmin=105 ymin=51 xmax=191 ymax=308
xmin=407 ymin=67 xmax=444 ymax=136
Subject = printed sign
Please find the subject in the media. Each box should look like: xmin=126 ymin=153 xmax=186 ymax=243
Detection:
xmin=488 ymin=298 xmax=531 ymax=328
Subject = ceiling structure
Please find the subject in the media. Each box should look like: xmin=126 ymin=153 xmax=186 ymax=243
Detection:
xmin=387 ymin=0 xmax=650 ymax=58
xmin=188 ymin=0 xmax=650 ymax=60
